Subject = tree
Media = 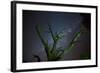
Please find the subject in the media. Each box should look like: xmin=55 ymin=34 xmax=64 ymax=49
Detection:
xmin=34 ymin=24 xmax=82 ymax=61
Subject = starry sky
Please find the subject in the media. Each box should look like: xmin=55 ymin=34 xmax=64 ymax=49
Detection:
xmin=22 ymin=10 xmax=91 ymax=62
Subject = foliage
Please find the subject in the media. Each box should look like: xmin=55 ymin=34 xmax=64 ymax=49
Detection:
xmin=34 ymin=24 xmax=82 ymax=61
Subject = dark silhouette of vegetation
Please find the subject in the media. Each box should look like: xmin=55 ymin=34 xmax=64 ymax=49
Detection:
xmin=34 ymin=24 xmax=83 ymax=61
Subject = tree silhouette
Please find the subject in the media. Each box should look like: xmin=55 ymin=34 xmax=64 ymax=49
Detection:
xmin=34 ymin=24 xmax=83 ymax=61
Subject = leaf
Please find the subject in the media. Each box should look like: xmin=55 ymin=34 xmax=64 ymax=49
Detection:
xmin=62 ymin=27 xmax=82 ymax=56
xmin=35 ymin=25 xmax=50 ymax=57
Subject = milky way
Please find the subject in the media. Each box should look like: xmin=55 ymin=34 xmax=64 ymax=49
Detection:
xmin=23 ymin=10 xmax=91 ymax=62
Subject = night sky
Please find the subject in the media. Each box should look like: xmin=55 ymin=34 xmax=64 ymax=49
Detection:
xmin=22 ymin=10 xmax=91 ymax=63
